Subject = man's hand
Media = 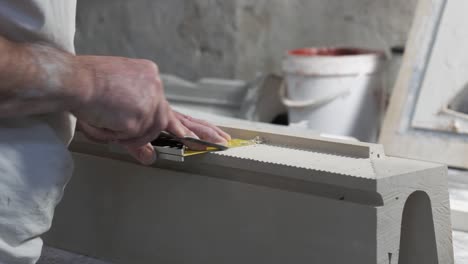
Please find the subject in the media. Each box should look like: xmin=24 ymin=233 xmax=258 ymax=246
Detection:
xmin=73 ymin=56 xmax=230 ymax=165
xmin=0 ymin=36 xmax=230 ymax=165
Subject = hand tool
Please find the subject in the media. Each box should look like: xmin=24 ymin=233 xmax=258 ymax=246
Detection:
xmin=151 ymin=131 xmax=258 ymax=162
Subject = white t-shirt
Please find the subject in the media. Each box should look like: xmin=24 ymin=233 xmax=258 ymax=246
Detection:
xmin=0 ymin=1 xmax=78 ymax=263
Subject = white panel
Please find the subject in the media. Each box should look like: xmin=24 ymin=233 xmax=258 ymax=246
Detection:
xmin=412 ymin=0 xmax=468 ymax=133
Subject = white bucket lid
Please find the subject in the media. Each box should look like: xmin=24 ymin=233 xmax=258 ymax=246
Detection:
xmin=282 ymin=47 xmax=386 ymax=76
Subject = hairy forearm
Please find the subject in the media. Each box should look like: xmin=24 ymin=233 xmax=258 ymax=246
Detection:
xmin=0 ymin=36 xmax=92 ymax=117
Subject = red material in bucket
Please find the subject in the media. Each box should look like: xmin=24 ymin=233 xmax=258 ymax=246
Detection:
xmin=288 ymin=47 xmax=383 ymax=57
xmin=283 ymin=46 xmax=386 ymax=76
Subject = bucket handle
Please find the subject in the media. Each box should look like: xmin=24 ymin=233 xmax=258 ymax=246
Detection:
xmin=279 ymin=81 xmax=351 ymax=108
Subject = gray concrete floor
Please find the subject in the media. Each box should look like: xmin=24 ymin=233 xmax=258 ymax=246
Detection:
xmin=454 ymin=230 xmax=468 ymax=264
xmin=38 ymin=247 xmax=111 ymax=264
xmin=38 ymin=231 xmax=468 ymax=264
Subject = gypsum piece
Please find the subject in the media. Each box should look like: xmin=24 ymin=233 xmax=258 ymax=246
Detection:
xmin=46 ymin=124 xmax=454 ymax=264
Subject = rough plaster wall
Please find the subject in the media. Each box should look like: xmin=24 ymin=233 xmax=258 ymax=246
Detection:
xmin=75 ymin=0 xmax=237 ymax=81
xmin=76 ymin=0 xmax=417 ymax=81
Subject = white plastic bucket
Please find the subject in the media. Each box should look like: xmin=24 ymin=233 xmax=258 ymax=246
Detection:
xmin=282 ymin=47 xmax=386 ymax=142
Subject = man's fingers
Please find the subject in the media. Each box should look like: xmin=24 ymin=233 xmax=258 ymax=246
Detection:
xmin=78 ymin=122 xmax=118 ymax=142
xmin=166 ymin=111 xmax=204 ymax=140
xmin=117 ymin=103 xmax=170 ymax=148
xmin=174 ymin=112 xmax=231 ymax=141
xmin=165 ymin=112 xmax=191 ymax=138
xmin=78 ymin=120 xmax=151 ymax=143
xmin=178 ymin=117 xmax=228 ymax=145
xmin=80 ymin=122 xmax=156 ymax=165
xmin=166 ymin=116 xmax=207 ymax=151
xmin=191 ymin=118 xmax=231 ymax=141
xmin=117 ymin=125 xmax=163 ymax=148
xmin=124 ymin=143 xmax=157 ymax=165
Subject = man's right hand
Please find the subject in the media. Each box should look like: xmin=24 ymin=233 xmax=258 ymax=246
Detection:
xmin=72 ymin=56 xmax=230 ymax=165
xmin=73 ymin=56 xmax=171 ymax=146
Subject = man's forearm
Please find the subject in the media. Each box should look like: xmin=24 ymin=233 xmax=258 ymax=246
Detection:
xmin=0 ymin=36 xmax=91 ymax=117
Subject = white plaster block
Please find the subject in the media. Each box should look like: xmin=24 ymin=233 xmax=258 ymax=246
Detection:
xmin=45 ymin=125 xmax=453 ymax=264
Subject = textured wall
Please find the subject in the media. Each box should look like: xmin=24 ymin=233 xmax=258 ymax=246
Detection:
xmin=75 ymin=0 xmax=418 ymax=80
xmin=75 ymin=0 xmax=237 ymax=81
